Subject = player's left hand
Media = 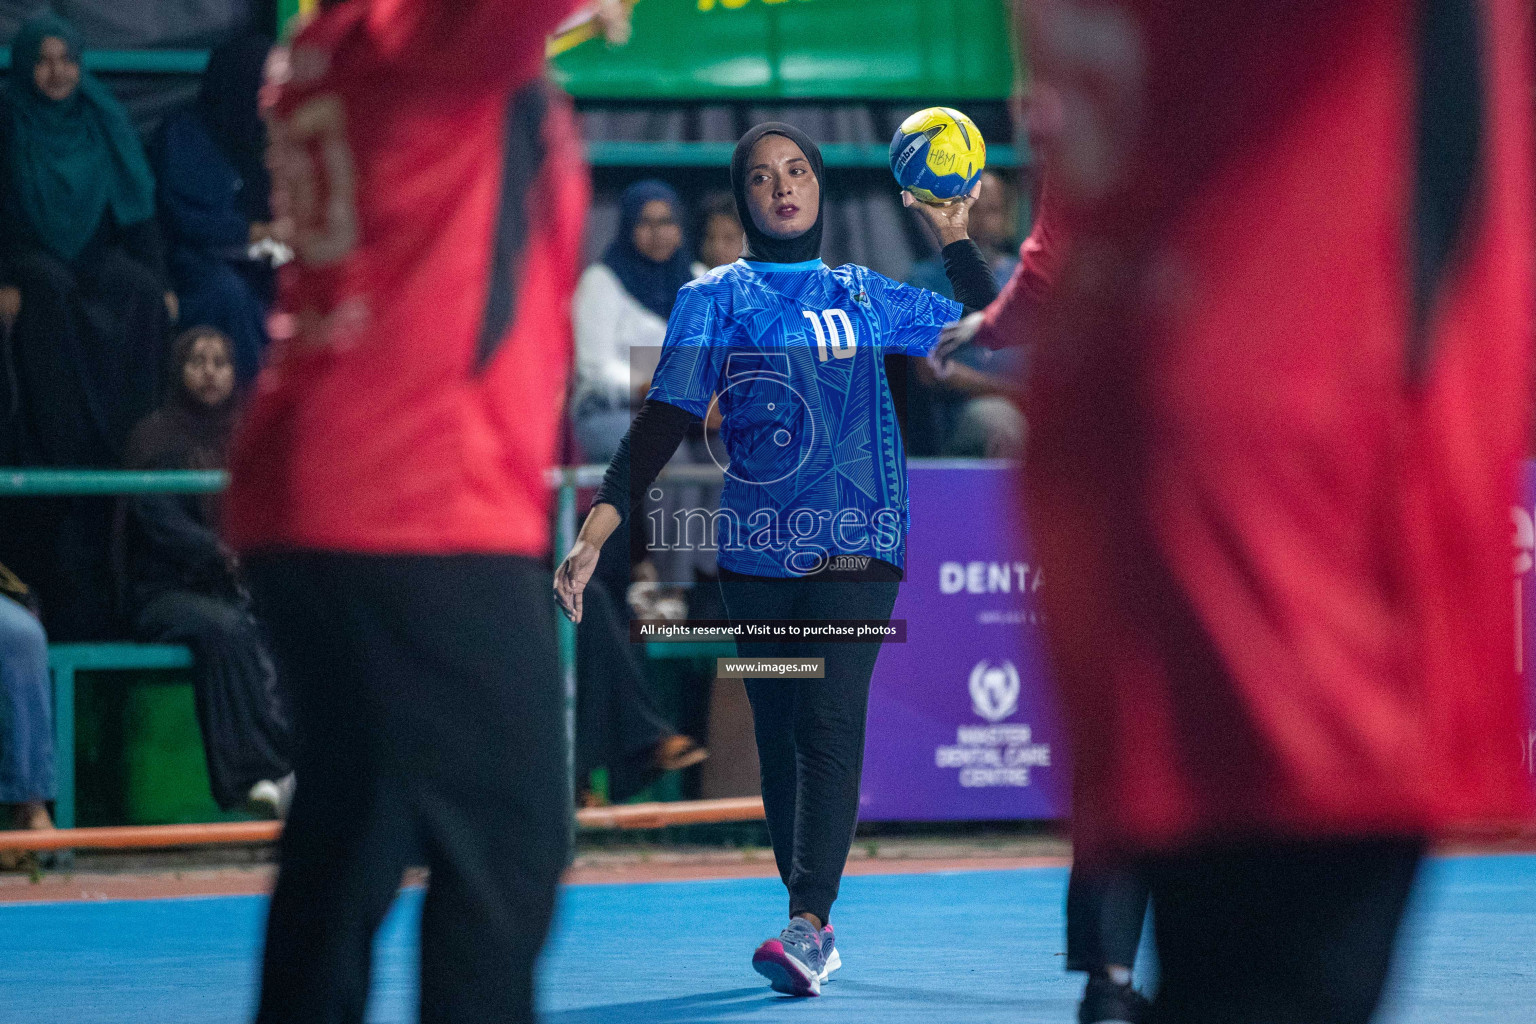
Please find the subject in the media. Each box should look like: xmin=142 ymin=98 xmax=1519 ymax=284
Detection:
xmin=554 ymin=540 xmax=602 ymax=623
xmin=929 ymin=311 xmax=986 ymax=378
xmin=903 ymin=180 xmax=981 ymax=247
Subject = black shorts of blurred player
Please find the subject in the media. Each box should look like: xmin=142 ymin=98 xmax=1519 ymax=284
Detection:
xmin=1145 ymin=837 xmax=1423 ymax=1024
xmin=247 ymin=552 xmax=568 ymax=1024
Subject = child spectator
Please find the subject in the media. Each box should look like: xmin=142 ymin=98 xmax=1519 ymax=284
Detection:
xmin=119 ymin=327 xmax=292 ymax=817
xmin=697 ymin=191 xmax=745 ymax=271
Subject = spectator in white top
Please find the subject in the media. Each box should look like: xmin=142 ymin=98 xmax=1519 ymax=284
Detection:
xmin=573 ymin=180 xmax=703 ymax=463
xmin=574 ymin=180 xmax=715 ymax=594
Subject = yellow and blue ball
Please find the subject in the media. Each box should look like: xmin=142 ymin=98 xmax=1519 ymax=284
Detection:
xmin=889 ymin=106 xmax=987 ymax=205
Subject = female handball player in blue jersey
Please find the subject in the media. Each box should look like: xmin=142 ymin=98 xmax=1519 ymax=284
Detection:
xmin=554 ymin=122 xmax=1001 ymax=997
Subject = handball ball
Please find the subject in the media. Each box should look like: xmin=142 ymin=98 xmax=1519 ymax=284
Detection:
xmin=889 ymin=106 xmax=987 ymax=205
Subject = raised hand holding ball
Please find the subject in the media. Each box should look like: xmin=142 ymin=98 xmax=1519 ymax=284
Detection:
xmin=890 ymin=106 xmax=987 ymax=205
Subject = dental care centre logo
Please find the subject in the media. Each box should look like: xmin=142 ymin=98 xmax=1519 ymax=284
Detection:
xmin=935 ymin=659 xmax=1051 ymax=788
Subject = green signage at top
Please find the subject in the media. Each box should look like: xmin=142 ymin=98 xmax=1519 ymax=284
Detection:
xmin=550 ymin=0 xmax=1018 ymax=101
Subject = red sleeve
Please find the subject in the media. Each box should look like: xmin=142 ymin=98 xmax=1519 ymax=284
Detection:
xmin=975 ymin=177 xmax=1067 ymax=350
xmin=363 ymin=0 xmax=586 ymax=89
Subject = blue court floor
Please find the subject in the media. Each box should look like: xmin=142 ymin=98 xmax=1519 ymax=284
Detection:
xmin=2 ymin=854 xmax=1533 ymax=1023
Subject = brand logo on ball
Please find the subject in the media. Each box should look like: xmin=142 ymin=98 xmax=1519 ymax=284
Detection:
xmin=969 ymin=660 xmax=1020 ymax=722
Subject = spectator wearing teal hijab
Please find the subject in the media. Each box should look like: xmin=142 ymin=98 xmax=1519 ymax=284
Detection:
xmin=4 ymin=12 xmax=157 ymax=264
xmin=0 ymin=11 xmax=174 ymax=641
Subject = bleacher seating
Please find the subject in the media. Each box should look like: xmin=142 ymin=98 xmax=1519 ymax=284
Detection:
xmin=46 ymin=643 xmax=193 ymax=831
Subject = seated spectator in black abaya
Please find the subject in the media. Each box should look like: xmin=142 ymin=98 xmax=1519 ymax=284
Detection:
xmin=121 ymin=327 xmax=293 ymax=818
xmin=0 ymin=12 xmax=174 ymax=640
xmin=150 ymin=34 xmax=276 ymax=386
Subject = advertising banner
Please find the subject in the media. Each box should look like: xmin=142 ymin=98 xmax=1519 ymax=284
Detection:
xmin=859 ymin=463 xmax=1069 ymax=821
xmin=862 ymin=460 xmax=1536 ymax=821
xmin=550 ymin=0 xmax=1017 ymax=101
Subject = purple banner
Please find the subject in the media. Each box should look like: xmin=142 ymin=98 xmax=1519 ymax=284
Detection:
xmin=862 ymin=460 xmax=1536 ymax=821
xmin=859 ymin=464 xmax=1070 ymax=821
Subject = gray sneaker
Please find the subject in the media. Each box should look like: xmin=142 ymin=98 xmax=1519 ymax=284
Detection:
xmin=819 ymin=924 xmax=841 ymax=982
xmin=752 ymin=918 xmax=824 ymax=997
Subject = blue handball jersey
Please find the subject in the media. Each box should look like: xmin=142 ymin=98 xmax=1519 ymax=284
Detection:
xmin=648 ymin=258 xmax=963 ymax=578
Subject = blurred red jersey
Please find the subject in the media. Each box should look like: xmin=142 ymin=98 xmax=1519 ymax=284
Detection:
xmin=1008 ymin=0 xmax=1535 ymax=865
xmin=975 ymin=177 xmax=1066 ymax=352
xmin=225 ymin=0 xmax=588 ymax=555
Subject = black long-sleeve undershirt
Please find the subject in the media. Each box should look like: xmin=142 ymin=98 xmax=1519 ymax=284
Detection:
xmin=590 ymin=241 xmax=1000 ymax=525
xmin=942 ymin=238 xmax=1003 ymax=313
xmin=591 ymin=398 xmax=698 ymax=525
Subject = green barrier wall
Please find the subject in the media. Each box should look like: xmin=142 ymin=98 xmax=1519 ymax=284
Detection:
xmin=553 ymin=0 xmax=1017 ymax=100
xmin=76 ymin=673 xmax=252 ymax=827
xmin=46 ymin=0 xmax=1018 ymax=101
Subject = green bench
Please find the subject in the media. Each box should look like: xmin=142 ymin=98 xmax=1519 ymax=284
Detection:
xmin=47 ymin=643 xmax=194 ymax=831
xmin=8 ymin=466 xmax=732 ymax=832
xmin=43 ymin=641 xmax=731 ymax=831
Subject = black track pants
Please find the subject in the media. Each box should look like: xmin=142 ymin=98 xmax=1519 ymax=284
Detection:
xmin=718 ymin=566 xmax=899 ymax=924
xmin=1066 ymin=865 xmax=1151 ymax=973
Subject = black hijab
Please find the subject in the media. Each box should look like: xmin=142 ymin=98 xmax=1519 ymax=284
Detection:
xmin=196 ymin=33 xmax=273 ymax=222
xmin=124 ymin=328 xmax=238 ymax=477
xmin=116 ymin=329 xmax=239 ymax=603
xmin=730 ymin=122 xmax=824 ymax=264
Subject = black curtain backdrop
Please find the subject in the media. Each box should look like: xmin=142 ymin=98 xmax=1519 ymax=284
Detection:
xmin=0 ymin=0 xmax=261 ymax=50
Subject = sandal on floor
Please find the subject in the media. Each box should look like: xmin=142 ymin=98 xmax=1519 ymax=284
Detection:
xmin=652 ymin=735 xmax=709 ymax=773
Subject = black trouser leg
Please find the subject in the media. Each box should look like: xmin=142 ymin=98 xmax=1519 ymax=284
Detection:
xmin=575 ymin=577 xmax=673 ymax=803
xmin=721 ymin=572 xmax=898 ymax=926
xmin=720 ymin=574 xmax=800 ymax=893
xmin=134 ymin=589 xmax=291 ymax=810
xmin=1145 ymin=837 xmax=1424 ymax=1024
xmin=1066 ymin=864 xmax=1150 ymax=973
xmin=250 ymin=554 xmax=415 ymax=1024
xmin=250 ymin=553 xmax=568 ymax=1024
xmin=781 ymin=580 xmax=894 ymax=924
xmin=743 ymin=675 xmax=799 ymax=895
xmin=414 ymin=559 xmax=567 ymax=1024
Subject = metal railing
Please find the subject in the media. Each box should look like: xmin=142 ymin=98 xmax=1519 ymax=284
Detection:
xmin=0 ymin=464 xmax=743 ymax=849
xmin=0 ymin=468 xmax=226 ymax=495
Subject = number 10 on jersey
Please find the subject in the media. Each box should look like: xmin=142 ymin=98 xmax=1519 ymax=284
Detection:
xmin=804 ymin=310 xmax=857 ymax=362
